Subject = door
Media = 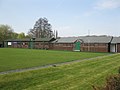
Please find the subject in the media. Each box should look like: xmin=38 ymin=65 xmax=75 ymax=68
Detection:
xmin=0 ymin=42 xmax=4 ymax=48
xmin=74 ymin=41 xmax=80 ymax=51
xmin=29 ymin=41 xmax=33 ymax=49
xmin=4 ymin=42 xmax=8 ymax=47
xmin=110 ymin=44 xmax=116 ymax=53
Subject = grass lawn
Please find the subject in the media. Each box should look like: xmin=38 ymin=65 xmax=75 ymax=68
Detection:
xmin=0 ymin=53 xmax=119 ymax=90
xmin=0 ymin=48 xmax=107 ymax=72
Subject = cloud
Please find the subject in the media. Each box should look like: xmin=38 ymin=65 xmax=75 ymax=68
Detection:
xmin=83 ymin=0 xmax=120 ymax=17
xmin=94 ymin=0 xmax=120 ymax=10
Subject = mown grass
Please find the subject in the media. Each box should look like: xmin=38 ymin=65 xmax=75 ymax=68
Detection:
xmin=0 ymin=54 xmax=119 ymax=90
xmin=0 ymin=48 xmax=107 ymax=72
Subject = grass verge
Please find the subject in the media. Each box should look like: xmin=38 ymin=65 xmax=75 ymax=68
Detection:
xmin=0 ymin=53 xmax=119 ymax=90
xmin=0 ymin=48 xmax=107 ymax=72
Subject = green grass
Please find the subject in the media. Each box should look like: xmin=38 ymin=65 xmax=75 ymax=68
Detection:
xmin=0 ymin=48 xmax=107 ymax=72
xmin=0 ymin=54 xmax=119 ymax=90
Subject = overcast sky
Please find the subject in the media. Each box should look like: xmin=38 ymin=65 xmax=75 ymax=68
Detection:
xmin=0 ymin=0 xmax=120 ymax=37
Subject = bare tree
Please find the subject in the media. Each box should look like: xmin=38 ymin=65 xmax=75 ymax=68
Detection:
xmin=28 ymin=17 xmax=55 ymax=38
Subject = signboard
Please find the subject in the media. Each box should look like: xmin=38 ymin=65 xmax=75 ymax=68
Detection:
xmin=8 ymin=42 xmax=12 ymax=45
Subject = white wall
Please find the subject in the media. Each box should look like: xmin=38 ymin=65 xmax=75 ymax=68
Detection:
xmin=110 ymin=44 xmax=116 ymax=53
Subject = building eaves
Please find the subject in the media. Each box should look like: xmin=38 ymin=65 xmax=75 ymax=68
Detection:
xmin=111 ymin=37 xmax=120 ymax=44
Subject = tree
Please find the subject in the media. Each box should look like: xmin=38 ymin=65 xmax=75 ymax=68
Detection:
xmin=0 ymin=24 xmax=14 ymax=41
xmin=28 ymin=17 xmax=55 ymax=38
xmin=17 ymin=32 xmax=25 ymax=39
xmin=11 ymin=32 xmax=18 ymax=39
xmin=25 ymin=35 xmax=31 ymax=38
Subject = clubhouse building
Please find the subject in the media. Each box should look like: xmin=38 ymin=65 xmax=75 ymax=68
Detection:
xmin=2 ymin=36 xmax=120 ymax=53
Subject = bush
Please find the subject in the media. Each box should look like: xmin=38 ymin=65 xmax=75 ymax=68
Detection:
xmin=93 ymin=68 xmax=120 ymax=90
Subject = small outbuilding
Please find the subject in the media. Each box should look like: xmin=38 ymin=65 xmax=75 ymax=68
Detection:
xmin=110 ymin=37 xmax=120 ymax=53
xmin=4 ymin=38 xmax=30 ymax=48
xmin=4 ymin=38 xmax=55 ymax=49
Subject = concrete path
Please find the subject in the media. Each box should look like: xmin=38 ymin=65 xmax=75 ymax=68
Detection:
xmin=0 ymin=54 xmax=117 ymax=75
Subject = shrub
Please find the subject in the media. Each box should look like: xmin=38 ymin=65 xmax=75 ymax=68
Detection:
xmin=93 ymin=68 xmax=120 ymax=90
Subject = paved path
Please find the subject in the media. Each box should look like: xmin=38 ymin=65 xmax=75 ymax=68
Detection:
xmin=0 ymin=54 xmax=117 ymax=75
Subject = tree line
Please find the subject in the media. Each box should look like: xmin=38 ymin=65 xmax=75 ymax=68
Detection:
xmin=0 ymin=24 xmax=28 ymax=42
xmin=0 ymin=17 xmax=58 ymax=42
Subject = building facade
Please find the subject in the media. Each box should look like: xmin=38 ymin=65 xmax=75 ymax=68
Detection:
xmin=4 ymin=38 xmax=55 ymax=49
xmin=110 ymin=37 xmax=120 ymax=53
xmin=3 ymin=36 xmax=120 ymax=53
